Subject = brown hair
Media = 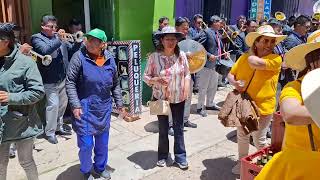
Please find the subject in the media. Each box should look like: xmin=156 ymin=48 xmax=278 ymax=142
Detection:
xmin=156 ymin=34 xmax=180 ymax=57
xmin=298 ymin=48 xmax=320 ymax=78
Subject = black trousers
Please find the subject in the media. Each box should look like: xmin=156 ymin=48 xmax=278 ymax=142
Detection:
xmin=157 ymin=100 xmax=187 ymax=163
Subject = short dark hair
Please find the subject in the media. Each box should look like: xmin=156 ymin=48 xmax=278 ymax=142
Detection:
xmin=41 ymin=15 xmax=57 ymax=25
xmin=208 ymin=15 xmax=221 ymax=26
xmin=245 ymin=19 xmax=257 ymax=27
xmin=68 ymin=18 xmax=81 ymax=27
xmin=0 ymin=23 xmax=16 ymax=48
xmin=159 ymin=16 xmax=169 ymax=24
xmin=175 ymin=17 xmax=189 ymax=27
xmin=294 ymin=15 xmax=311 ymax=28
xmin=237 ymin=15 xmax=246 ymax=21
xmin=193 ymin=14 xmax=203 ymax=21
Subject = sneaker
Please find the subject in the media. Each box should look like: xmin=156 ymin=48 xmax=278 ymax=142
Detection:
xmin=98 ymin=169 xmax=111 ymax=180
xmin=168 ymin=127 xmax=174 ymax=136
xmin=206 ymin=105 xmax=221 ymax=111
xmin=175 ymin=161 xmax=189 ymax=170
xmin=184 ymin=121 xmax=197 ymax=128
xmin=9 ymin=148 xmax=16 ymax=159
xmin=156 ymin=159 xmax=166 ymax=167
xmin=45 ymin=135 xmax=58 ymax=144
xmin=196 ymin=108 xmax=208 ymax=117
xmin=231 ymin=161 xmax=241 ymax=175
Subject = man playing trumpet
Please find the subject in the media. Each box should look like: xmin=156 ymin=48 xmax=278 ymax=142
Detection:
xmin=31 ymin=15 xmax=73 ymax=144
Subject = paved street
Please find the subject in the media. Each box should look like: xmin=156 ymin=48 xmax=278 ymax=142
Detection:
xmin=7 ymin=87 xmax=256 ymax=180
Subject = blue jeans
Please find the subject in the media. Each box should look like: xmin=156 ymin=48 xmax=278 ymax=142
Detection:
xmin=77 ymin=130 xmax=110 ymax=174
xmin=157 ymin=101 xmax=187 ymax=163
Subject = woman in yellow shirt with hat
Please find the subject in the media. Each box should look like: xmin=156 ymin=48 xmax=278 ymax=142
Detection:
xmin=256 ymin=30 xmax=320 ymax=180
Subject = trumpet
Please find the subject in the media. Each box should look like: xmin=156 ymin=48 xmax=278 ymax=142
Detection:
xmin=18 ymin=43 xmax=52 ymax=66
xmin=55 ymin=31 xmax=84 ymax=43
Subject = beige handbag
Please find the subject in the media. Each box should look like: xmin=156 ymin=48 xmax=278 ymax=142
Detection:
xmin=148 ymin=99 xmax=170 ymax=115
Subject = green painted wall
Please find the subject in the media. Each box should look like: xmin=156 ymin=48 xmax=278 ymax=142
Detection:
xmin=153 ymin=0 xmax=175 ymax=31
xmin=30 ymin=0 xmax=52 ymax=33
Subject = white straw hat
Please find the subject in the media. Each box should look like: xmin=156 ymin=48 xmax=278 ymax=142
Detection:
xmin=284 ymin=29 xmax=320 ymax=71
xmin=245 ymin=25 xmax=287 ymax=47
xmin=301 ymin=68 xmax=320 ymax=128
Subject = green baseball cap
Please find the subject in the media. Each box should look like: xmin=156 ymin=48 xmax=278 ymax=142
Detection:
xmin=84 ymin=28 xmax=107 ymax=42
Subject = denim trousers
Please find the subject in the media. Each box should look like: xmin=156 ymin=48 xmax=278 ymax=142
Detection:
xmin=43 ymin=79 xmax=68 ymax=136
xmin=157 ymin=100 xmax=187 ymax=163
xmin=77 ymin=130 xmax=110 ymax=174
xmin=0 ymin=138 xmax=38 ymax=180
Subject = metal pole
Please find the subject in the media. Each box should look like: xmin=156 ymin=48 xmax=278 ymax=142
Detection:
xmin=84 ymin=0 xmax=91 ymax=33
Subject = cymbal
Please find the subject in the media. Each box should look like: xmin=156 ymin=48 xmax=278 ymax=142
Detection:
xmin=178 ymin=39 xmax=207 ymax=74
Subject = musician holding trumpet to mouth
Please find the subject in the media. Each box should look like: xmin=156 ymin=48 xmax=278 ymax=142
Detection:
xmin=31 ymin=15 xmax=81 ymax=144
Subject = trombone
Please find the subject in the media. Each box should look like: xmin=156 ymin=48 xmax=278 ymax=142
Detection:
xmin=221 ymin=27 xmax=241 ymax=48
xmin=18 ymin=43 xmax=52 ymax=66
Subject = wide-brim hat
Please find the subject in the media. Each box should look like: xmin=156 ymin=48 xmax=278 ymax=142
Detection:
xmin=154 ymin=26 xmax=184 ymax=40
xmin=245 ymin=25 xmax=287 ymax=47
xmin=301 ymin=68 xmax=320 ymax=128
xmin=84 ymin=28 xmax=107 ymax=42
xmin=284 ymin=29 xmax=320 ymax=71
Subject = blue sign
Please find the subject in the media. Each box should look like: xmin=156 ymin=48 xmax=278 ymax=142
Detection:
xmin=264 ymin=0 xmax=272 ymax=19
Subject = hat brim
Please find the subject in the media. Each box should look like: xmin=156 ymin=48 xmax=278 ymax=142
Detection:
xmin=84 ymin=34 xmax=107 ymax=42
xmin=154 ymin=32 xmax=184 ymax=40
xmin=245 ymin=32 xmax=287 ymax=47
xmin=301 ymin=68 xmax=320 ymax=128
xmin=284 ymin=41 xmax=320 ymax=71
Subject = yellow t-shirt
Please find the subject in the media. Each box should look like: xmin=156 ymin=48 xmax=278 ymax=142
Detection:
xmin=279 ymin=79 xmax=320 ymax=152
xmin=230 ymin=53 xmax=281 ymax=115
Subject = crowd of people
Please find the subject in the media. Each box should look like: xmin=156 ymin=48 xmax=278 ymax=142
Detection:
xmin=0 ymin=10 xmax=320 ymax=180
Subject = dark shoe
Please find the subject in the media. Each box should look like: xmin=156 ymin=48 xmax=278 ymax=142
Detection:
xmin=184 ymin=121 xmax=197 ymax=128
xmin=98 ymin=169 xmax=111 ymax=180
xmin=196 ymin=108 xmax=207 ymax=117
xmin=266 ymin=131 xmax=272 ymax=138
xmin=193 ymin=89 xmax=198 ymax=94
xmin=168 ymin=127 xmax=174 ymax=136
xmin=206 ymin=105 xmax=221 ymax=111
xmin=175 ymin=161 xmax=189 ymax=170
xmin=45 ymin=135 xmax=58 ymax=144
xmin=83 ymin=173 xmax=94 ymax=180
xmin=55 ymin=128 xmax=72 ymax=136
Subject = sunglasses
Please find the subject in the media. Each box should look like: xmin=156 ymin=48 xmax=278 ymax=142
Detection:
xmin=44 ymin=24 xmax=58 ymax=29
xmin=261 ymin=38 xmax=276 ymax=44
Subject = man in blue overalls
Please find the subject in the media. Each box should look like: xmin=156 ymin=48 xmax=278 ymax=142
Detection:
xmin=66 ymin=29 xmax=126 ymax=180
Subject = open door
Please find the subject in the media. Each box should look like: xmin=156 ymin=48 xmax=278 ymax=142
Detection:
xmin=0 ymin=0 xmax=32 ymax=43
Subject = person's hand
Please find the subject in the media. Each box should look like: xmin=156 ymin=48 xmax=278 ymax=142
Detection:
xmin=234 ymin=80 xmax=246 ymax=92
xmin=73 ymin=108 xmax=83 ymax=120
xmin=152 ymin=77 xmax=169 ymax=87
xmin=19 ymin=43 xmax=32 ymax=55
xmin=209 ymin=55 xmax=217 ymax=62
xmin=224 ymin=52 xmax=230 ymax=59
xmin=0 ymin=91 xmax=9 ymax=103
xmin=118 ymin=107 xmax=128 ymax=119
xmin=57 ymin=29 xmax=66 ymax=40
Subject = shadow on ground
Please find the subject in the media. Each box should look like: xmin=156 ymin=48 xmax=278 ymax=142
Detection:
xmin=201 ymin=157 xmax=239 ymax=180
xmin=56 ymin=164 xmax=82 ymax=180
xmin=56 ymin=164 xmax=115 ymax=180
xmin=226 ymin=130 xmax=237 ymax=143
xmin=144 ymin=121 xmax=159 ymax=133
xmin=127 ymin=150 xmax=158 ymax=170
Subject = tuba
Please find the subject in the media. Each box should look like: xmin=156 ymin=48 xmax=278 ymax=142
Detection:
xmin=178 ymin=39 xmax=207 ymax=74
xmin=313 ymin=12 xmax=320 ymax=21
xmin=275 ymin=11 xmax=286 ymax=21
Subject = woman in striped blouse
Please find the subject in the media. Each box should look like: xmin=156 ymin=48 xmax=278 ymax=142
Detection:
xmin=143 ymin=26 xmax=190 ymax=169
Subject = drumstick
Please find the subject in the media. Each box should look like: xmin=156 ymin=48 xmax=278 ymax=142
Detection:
xmin=216 ymin=50 xmax=232 ymax=57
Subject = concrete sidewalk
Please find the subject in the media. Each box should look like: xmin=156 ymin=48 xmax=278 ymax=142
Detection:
xmin=7 ymin=87 xmax=246 ymax=180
